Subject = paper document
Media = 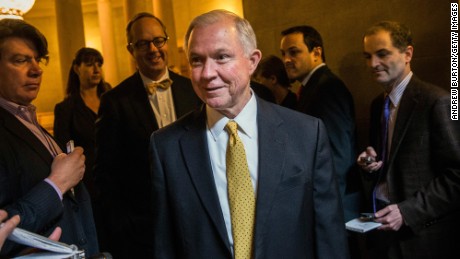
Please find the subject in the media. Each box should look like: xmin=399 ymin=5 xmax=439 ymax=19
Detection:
xmin=6 ymin=226 xmax=84 ymax=258
xmin=345 ymin=218 xmax=382 ymax=233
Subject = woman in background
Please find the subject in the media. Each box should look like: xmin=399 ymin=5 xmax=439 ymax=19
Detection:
xmin=54 ymin=48 xmax=110 ymax=250
xmin=54 ymin=47 xmax=110 ymax=198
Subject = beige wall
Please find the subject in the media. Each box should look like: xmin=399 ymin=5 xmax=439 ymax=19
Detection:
xmin=244 ymin=0 xmax=452 ymax=150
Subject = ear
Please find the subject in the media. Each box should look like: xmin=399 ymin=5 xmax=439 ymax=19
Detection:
xmin=73 ymin=64 xmax=80 ymax=75
xmin=404 ymin=45 xmax=413 ymax=64
xmin=312 ymin=46 xmax=322 ymax=60
xmin=248 ymin=49 xmax=262 ymax=75
xmin=127 ymin=44 xmax=134 ymax=55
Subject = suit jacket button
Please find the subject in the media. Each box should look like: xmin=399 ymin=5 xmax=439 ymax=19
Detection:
xmin=79 ymin=238 xmax=87 ymax=245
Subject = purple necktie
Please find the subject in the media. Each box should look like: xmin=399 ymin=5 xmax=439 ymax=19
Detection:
xmin=373 ymin=95 xmax=391 ymax=212
xmin=381 ymin=96 xmax=391 ymax=163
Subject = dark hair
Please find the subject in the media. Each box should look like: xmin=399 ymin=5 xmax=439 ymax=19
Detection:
xmin=281 ymin=25 xmax=325 ymax=62
xmin=0 ymin=19 xmax=48 ymax=60
xmin=126 ymin=12 xmax=168 ymax=44
xmin=66 ymin=47 xmax=108 ymax=98
xmin=255 ymin=55 xmax=291 ymax=88
xmin=364 ymin=21 xmax=413 ymax=52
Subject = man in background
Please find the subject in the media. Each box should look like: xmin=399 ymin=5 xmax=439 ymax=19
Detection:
xmin=357 ymin=21 xmax=460 ymax=258
xmin=280 ymin=25 xmax=360 ymax=222
xmin=94 ymin=12 xmax=200 ymax=258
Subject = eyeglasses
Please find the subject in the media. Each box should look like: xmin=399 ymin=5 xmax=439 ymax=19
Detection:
xmin=129 ymin=37 xmax=169 ymax=51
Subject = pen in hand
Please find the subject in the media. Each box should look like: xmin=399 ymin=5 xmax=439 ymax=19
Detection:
xmin=66 ymin=140 xmax=76 ymax=196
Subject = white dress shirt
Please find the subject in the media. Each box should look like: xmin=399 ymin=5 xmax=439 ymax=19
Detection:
xmin=140 ymin=70 xmax=176 ymax=128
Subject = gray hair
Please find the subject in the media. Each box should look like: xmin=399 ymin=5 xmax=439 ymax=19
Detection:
xmin=184 ymin=9 xmax=257 ymax=57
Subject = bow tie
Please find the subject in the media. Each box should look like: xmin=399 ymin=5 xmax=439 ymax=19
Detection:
xmin=146 ymin=78 xmax=173 ymax=95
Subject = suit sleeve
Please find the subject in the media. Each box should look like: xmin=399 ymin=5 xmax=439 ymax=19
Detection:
xmin=313 ymin=120 xmax=350 ymax=259
xmin=0 ymin=144 xmax=63 ymax=255
xmin=150 ymin=133 xmax=177 ymax=258
xmin=398 ymin=94 xmax=460 ymax=233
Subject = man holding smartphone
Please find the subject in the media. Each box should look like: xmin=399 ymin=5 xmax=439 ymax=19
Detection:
xmin=357 ymin=21 xmax=460 ymax=258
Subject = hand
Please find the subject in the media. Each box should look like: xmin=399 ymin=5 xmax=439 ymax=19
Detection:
xmin=357 ymin=146 xmax=383 ymax=173
xmin=374 ymin=204 xmax=404 ymax=231
xmin=0 ymin=210 xmax=20 ymax=251
xmin=48 ymin=147 xmax=86 ymax=194
xmin=47 ymin=227 xmax=62 ymax=241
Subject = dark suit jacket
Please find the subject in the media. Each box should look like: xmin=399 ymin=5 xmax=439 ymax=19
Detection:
xmin=365 ymin=75 xmax=460 ymax=258
xmin=150 ymin=98 xmax=349 ymax=259
xmin=94 ymin=70 xmax=200 ymax=258
xmin=297 ymin=65 xmax=359 ymax=221
xmin=0 ymin=107 xmax=98 ymax=257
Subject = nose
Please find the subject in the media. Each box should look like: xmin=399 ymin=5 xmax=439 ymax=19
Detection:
xmin=148 ymin=41 xmax=160 ymax=51
xmin=281 ymin=54 xmax=291 ymax=65
xmin=93 ymin=64 xmax=101 ymax=72
xmin=201 ymin=59 xmax=217 ymax=80
xmin=368 ymin=55 xmax=379 ymax=68
xmin=29 ymin=60 xmax=43 ymax=78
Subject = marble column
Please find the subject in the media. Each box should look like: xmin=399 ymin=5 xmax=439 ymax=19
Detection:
xmin=97 ymin=0 xmax=119 ymax=86
xmin=55 ymin=0 xmax=86 ymax=89
xmin=153 ymin=0 xmax=180 ymax=74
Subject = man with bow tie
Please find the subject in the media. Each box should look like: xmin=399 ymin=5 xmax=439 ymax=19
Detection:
xmin=94 ymin=12 xmax=201 ymax=258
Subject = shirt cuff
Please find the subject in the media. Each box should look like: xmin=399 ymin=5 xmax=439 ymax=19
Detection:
xmin=44 ymin=178 xmax=63 ymax=201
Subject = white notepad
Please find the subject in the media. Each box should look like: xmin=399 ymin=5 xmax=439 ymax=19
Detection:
xmin=345 ymin=218 xmax=382 ymax=233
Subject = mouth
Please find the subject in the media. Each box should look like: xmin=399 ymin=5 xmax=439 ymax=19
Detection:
xmin=203 ymin=84 xmax=225 ymax=95
xmin=147 ymin=53 xmax=163 ymax=63
xmin=372 ymin=69 xmax=386 ymax=76
xmin=25 ymin=83 xmax=40 ymax=88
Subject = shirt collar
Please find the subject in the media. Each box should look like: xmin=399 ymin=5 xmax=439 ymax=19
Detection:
xmin=140 ymin=69 xmax=170 ymax=86
xmin=0 ymin=96 xmax=36 ymax=122
xmin=206 ymin=89 xmax=258 ymax=141
xmin=301 ymin=63 xmax=326 ymax=86
xmin=388 ymin=71 xmax=413 ymax=107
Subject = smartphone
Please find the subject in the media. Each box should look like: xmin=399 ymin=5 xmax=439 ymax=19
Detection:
xmin=360 ymin=213 xmax=375 ymax=220
xmin=360 ymin=156 xmax=375 ymax=165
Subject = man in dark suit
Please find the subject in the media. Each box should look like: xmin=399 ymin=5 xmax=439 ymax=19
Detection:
xmin=94 ymin=12 xmax=200 ymax=258
xmin=280 ymin=26 xmax=360 ymax=222
xmin=357 ymin=21 xmax=460 ymax=258
xmin=150 ymin=10 xmax=348 ymax=259
xmin=0 ymin=19 xmax=98 ymax=257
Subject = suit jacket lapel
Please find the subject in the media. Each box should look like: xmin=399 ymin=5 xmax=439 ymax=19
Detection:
xmin=0 ymin=107 xmax=53 ymax=165
xmin=298 ymin=65 xmax=327 ymax=111
xmin=179 ymin=107 xmax=231 ymax=251
xmin=128 ymin=72 xmax=159 ymax=132
xmin=253 ymin=100 xmax=287 ymax=245
xmin=387 ymin=77 xmax=419 ymax=174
